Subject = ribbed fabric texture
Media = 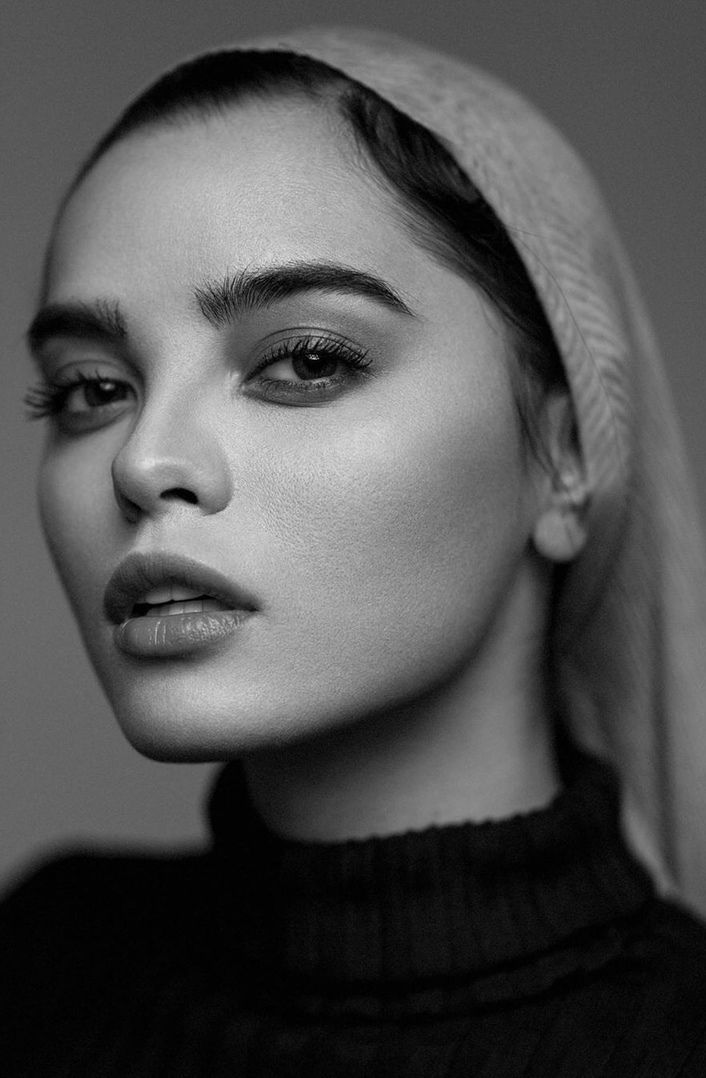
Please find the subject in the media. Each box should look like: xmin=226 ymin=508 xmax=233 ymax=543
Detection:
xmin=3 ymin=749 xmax=706 ymax=1075
xmin=207 ymin=748 xmax=652 ymax=993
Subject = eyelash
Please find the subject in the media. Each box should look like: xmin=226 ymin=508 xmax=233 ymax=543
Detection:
xmin=248 ymin=334 xmax=372 ymax=400
xmin=24 ymin=334 xmax=373 ymax=423
xmin=24 ymin=369 xmax=123 ymax=421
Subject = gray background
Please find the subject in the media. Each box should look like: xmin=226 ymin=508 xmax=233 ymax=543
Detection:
xmin=2 ymin=0 xmax=704 ymax=890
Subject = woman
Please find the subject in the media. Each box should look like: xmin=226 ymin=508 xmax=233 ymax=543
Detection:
xmin=4 ymin=25 xmax=706 ymax=1075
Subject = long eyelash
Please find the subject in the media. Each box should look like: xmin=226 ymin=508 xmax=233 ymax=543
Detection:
xmin=24 ymin=370 xmax=97 ymax=421
xmin=259 ymin=334 xmax=371 ymax=373
xmin=24 ymin=382 xmax=67 ymax=420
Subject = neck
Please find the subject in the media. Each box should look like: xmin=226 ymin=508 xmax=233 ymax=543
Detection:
xmin=243 ymin=556 xmax=560 ymax=842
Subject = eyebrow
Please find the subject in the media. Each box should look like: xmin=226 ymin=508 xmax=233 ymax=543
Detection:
xmin=26 ymin=261 xmax=415 ymax=357
xmin=194 ymin=261 xmax=415 ymax=324
xmin=26 ymin=298 xmax=127 ymax=356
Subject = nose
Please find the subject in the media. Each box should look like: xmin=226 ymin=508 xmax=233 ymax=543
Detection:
xmin=111 ymin=394 xmax=232 ymax=522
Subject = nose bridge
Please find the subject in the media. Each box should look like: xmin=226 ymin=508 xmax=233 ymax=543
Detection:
xmin=112 ymin=379 xmax=231 ymax=518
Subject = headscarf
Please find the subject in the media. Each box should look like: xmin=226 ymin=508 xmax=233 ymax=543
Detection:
xmin=217 ymin=27 xmax=706 ymax=914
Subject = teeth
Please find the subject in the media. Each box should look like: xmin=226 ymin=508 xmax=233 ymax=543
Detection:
xmin=143 ymin=585 xmax=207 ymax=604
xmin=142 ymin=587 xmax=172 ymax=605
xmin=144 ymin=598 xmax=229 ymax=618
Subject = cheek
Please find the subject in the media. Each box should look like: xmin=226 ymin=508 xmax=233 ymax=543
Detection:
xmin=249 ymin=378 xmax=529 ymax=658
xmin=37 ymin=442 xmax=114 ymax=612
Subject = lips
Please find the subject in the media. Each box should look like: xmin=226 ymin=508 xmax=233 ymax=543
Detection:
xmin=104 ymin=552 xmax=257 ymax=625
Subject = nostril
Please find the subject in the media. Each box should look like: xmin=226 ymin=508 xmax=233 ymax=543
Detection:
xmin=159 ymin=487 xmax=199 ymax=505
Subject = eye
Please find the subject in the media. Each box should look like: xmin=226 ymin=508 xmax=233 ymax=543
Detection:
xmin=64 ymin=377 xmax=131 ymax=413
xmin=25 ymin=370 xmax=136 ymax=432
xmin=265 ymin=350 xmax=342 ymax=382
xmin=246 ymin=334 xmax=372 ymax=404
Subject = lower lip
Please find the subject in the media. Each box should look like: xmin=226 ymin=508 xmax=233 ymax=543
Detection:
xmin=114 ymin=609 xmax=252 ymax=658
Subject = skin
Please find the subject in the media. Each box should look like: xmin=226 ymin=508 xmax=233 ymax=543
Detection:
xmin=33 ymin=99 xmax=583 ymax=841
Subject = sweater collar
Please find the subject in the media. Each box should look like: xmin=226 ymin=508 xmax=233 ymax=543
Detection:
xmin=207 ymin=745 xmax=654 ymax=1012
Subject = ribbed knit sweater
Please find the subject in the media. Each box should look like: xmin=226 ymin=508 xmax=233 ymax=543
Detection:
xmin=3 ymin=748 xmax=706 ymax=1075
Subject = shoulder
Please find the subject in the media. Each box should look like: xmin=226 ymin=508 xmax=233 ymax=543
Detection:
xmin=537 ymin=897 xmax=706 ymax=1076
xmin=444 ymin=898 xmax=706 ymax=1077
xmin=649 ymin=893 xmax=706 ymax=949
xmin=0 ymin=849 xmax=216 ymax=1035
xmin=632 ymin=895 xmax=706 ymax=1005
xmin=1 ymin=845 xmax=215 ymax=932
xmin=1 ymin=844 xmax=217 ymax=943
xmin=0 ymin=848 xmax=224 ymax=1073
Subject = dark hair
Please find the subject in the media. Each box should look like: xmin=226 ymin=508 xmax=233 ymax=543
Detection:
xmin=69 ymin=50 xmax=568 ymax=465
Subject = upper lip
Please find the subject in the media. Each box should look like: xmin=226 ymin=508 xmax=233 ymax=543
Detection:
xmin=103 ymin=552 xmax=258 ymax=624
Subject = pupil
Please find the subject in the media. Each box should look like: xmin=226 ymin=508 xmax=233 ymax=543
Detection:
xmin=292 ymin=353 xmax=338 ymax=380
xmin=85 ymin=380 xmax=120 ymax=406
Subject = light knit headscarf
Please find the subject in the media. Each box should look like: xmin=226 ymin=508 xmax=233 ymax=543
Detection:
xmin=220 ymin=27 xmax=706 ymax=914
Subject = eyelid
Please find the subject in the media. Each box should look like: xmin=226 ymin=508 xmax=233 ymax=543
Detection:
xmin=249 ymin=322 xmax=364 ymax=352
xmin=248 ymin=331 xmax=369 ymax=375
xmin=34 ymin=340 xmax=140 ymax=382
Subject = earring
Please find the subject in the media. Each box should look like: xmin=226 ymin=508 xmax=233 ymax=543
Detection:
xmin=532 ymin=471 xmax=589 ymax=563
xmin=556 ymin=469 xmax=588 ymax=508
xmin=533 ymin=505 xmax=586 ymax=562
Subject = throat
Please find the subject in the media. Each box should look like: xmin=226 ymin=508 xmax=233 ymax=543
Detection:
xmin=242 ymin=698 xmax=561 ymax=844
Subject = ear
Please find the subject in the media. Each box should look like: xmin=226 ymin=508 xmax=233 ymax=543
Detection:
xmin=531 ymin=391 xmax=590 ymax=564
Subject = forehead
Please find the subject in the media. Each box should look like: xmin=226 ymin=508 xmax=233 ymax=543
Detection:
xmin=46 ymin=101 xmax=435 ymax=305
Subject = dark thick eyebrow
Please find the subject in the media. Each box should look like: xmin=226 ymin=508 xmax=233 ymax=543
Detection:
xmin=194 ymin=261 xmax=415 ymax=325
xmin=26 ymin=299 xmax=127 ymax=356
xmin=25 ymin=263 xmax=414 ymax=359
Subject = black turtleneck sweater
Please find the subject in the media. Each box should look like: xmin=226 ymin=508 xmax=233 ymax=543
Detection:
xmin=3 ymin=749 xmax=706 ymax=1076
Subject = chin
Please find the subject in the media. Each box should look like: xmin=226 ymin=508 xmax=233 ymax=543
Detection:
xmin=109 ymin=698 xmax=290 ymax=763
xmin=106 ymin=679 xmax=349 ymax=763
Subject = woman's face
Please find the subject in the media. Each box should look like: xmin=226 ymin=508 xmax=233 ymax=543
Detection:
xmin=33 ymin=100 xmax=539 ymax=759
